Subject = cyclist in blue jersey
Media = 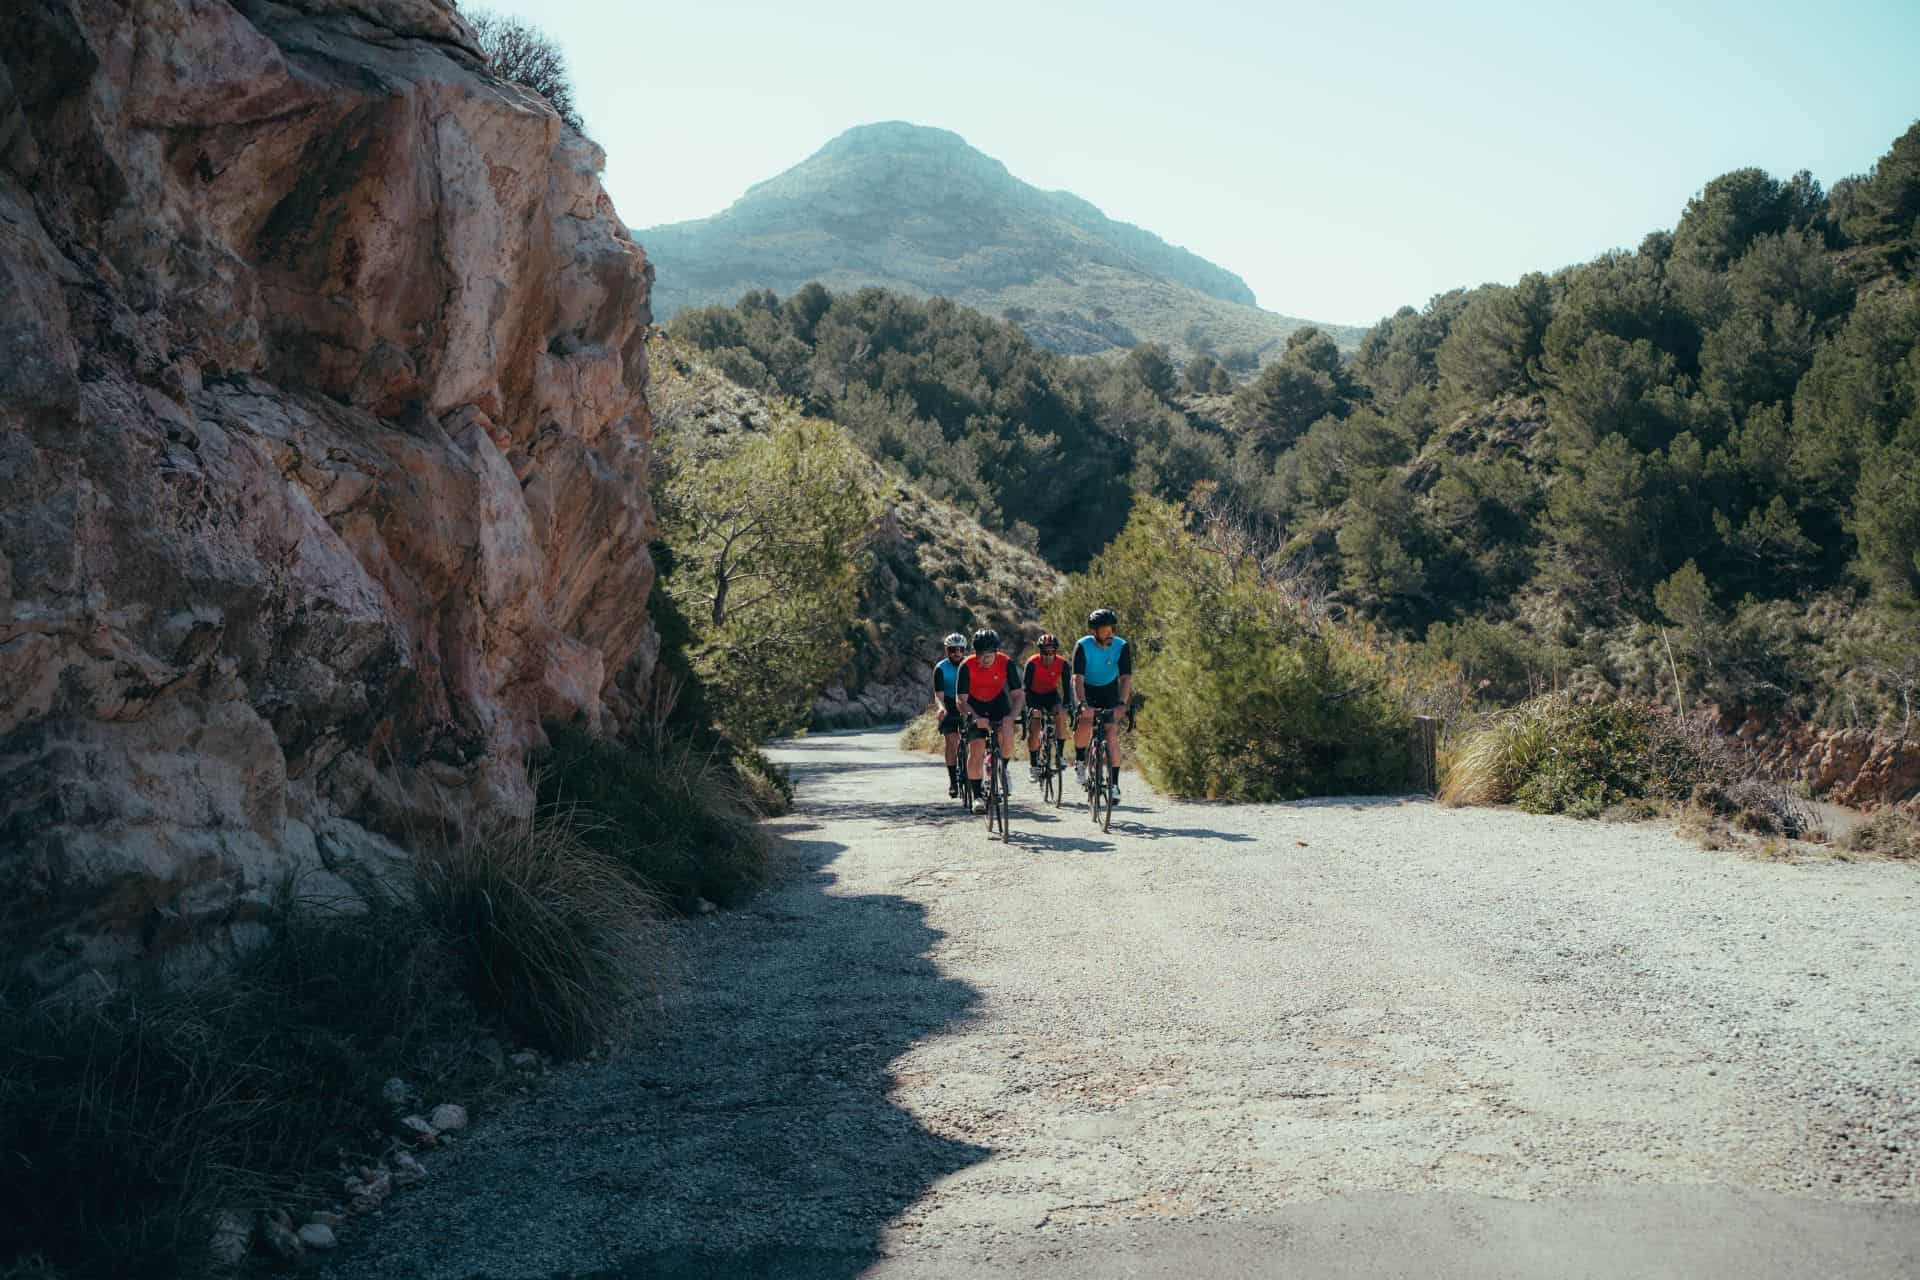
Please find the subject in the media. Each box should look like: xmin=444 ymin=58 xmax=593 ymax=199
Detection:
xmin=930 ymin=632 xmax=968 ymax=797
xmin=1072 ymin=607 xmax=1132 ymax=802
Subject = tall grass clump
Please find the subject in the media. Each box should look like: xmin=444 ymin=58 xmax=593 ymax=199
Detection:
xmin=1051 ymin=494 xmax=1414 ymax=801
xmin=899 ymin=708 xmax=945 ymax=754
xmin=1440 ymin=693 xmax=1728 ymax=817
xmin=0 ymin=879 xmax=500 ymax=1278
xmin=416 ymin=813 xmax=665 ymax=1057
xmin=535 ymin=724 xmax=771 ymax=910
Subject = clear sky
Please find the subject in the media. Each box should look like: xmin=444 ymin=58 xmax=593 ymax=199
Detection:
xmin=476 ymin=0 xmax=1919 ymax=328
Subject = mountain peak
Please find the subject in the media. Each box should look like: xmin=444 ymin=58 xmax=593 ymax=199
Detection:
xmin=640 ymin=124 xmax=1365 ymax=356
xmin=818 ymin=120 xmax=978 ymax=155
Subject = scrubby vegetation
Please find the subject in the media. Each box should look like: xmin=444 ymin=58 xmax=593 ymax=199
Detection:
xmin=0 ymin=841 xmax=628 ymax=1277
xmin=1440 ymin=694 xmax=1729 ymax=818
xmin=670 ymin=287 xmax=1135 ymax=567
xmin=1047 ymin=495 xmax=1435 ymax=800
xmin=467 ymin=8 xmax=585 ymax=132
xmin=1843 ymin=809 xmax=1920 ymax=859
xmin=535 ymin=724 xmax=771 ymax=910
xmin=649 ymin=333 xmax=1061 ymax=723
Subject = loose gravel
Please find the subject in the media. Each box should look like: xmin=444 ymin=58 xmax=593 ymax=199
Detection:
xmin=321 ymin=729 xmax=1919 ymax=1278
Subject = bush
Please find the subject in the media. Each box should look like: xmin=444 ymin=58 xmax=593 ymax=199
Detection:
xmin=1139 ymin=577 xmax=1410 ymax=801
xmin=415 ymin=814 xmax=665 ymax=1057
xmin=899 ymin=708 xmax=945 ymax=754
xmin=1441 ymin=694 xmax=1729 ymax=816
xmin=731 ymin=742 xmax=795 ymax=817
xmin=535 ymin=724 xmax=771 ymax=909
xmin=1844 ymin=809 xmax=1920 ymax=859
xmin=1052 ymin=496 xmax=1413 ymax=801
xmin=467 ymin=9 xmax=584 ymax=132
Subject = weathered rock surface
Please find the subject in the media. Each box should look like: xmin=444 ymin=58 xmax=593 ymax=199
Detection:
xmin=0 ymin=0 xmax=657 ymax=986
xmin=1722 ymin=710 xmax=1920 ymax=815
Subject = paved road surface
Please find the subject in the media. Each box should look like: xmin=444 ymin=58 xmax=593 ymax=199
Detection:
xmin=324 ymin=729 xmax=1920 ymax=1278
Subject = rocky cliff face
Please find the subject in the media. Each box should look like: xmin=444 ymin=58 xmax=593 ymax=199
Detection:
xmin=0 ymin=0 xmax=657 ymax=986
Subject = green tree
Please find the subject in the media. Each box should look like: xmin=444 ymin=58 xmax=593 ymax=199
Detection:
xmin=1852 ymin=450 xmax=1920 ymax=603
xmin=1231 ymin=327 xmax=1359 ymax=460
xmin=1125 ymin=342 xmax=1178 ymax=397
xmin=658 ymin=411 xmax=878 ymax=741
xmin=1837 ymin=120 xmax=1920 ymax=272
xmin=1672 ymin=167 xmax=1824 ymax=271
xmin=1792 ymin=288 xmax=1920 ymax=503
xmin=1435 ymin=275 xmax=1552 ymax=402
xmin=1337 ymin=475 xmax=1424 ymax=603
xmin=1353 ymin=290 xmax=1471 ymax=405
xmin=1184 ymin=352 xmax=1224 ymax=393
xmin=1544 ymin=432 xmax=1659 ymax=600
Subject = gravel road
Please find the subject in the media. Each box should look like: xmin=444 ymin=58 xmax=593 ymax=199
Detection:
xmin=323 ymin=729 xmax=1920 ymax=1278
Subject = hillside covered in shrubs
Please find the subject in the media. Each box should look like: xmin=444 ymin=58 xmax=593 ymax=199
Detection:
xmin=646 ymin=335 xmax=1061 ymax=729
xmin=680 ymin=123 xmax=1920 ymax=811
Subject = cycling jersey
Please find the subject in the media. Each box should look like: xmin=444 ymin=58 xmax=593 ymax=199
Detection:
xmin=933 ymin=657 xmax=962 ymax=700
xmin=1073 ymin=635 xmax=1131 ymax=688
xmin=957 ymin=652 xmax=1020 ymax=703
xmin=1024 ymin=653 xmax=1065 ymax=695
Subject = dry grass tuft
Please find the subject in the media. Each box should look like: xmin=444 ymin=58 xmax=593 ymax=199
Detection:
xmin=1842 ymin=809 xmax=1920 ymax=860
xmin=416 ymin=815 xmax=666 ymax=1058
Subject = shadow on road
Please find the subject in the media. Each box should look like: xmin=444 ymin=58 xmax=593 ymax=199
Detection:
xmin=1007 ymin=830 xmax=1116 ymax=854
xmin=785 ymin=760 xmax=941 ymax=779
xmin=562 ymin=828 xmax=988 ymax=1278
xmin=802 ymin=796 xmax=977 ymax=825
xmin=321 ymin=823 xmax=988 ymax=1280
xmin=1113 ymin=821 xmax=1258 ymax=842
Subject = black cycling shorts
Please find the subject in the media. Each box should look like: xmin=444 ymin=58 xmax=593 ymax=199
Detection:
xmin=965 ymin=692 xmax=1012 ymax=724
xmin=938 ymin=711 xmax=964 ymax=735
xmin=1083 ymin=681 xmax=1122 ymax=710
xmin=1026 ymin=689 xmax=1062 ymax=712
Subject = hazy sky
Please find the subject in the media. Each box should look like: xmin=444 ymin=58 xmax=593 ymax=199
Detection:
xmin=477 ymin=0 xmax=1918 ymax=327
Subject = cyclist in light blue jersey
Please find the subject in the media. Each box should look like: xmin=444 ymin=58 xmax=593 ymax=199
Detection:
xmin=930 ymin=632 xmax=968 ymax=797
xmin=1072 ymin=607 xmax=1132 ymax=802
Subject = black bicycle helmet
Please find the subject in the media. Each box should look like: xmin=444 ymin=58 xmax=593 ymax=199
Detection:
xmin=1087 ymin=607 xmax=1118 ymax=630
xmin=971 ymin=628 xmax=1000 ymax=653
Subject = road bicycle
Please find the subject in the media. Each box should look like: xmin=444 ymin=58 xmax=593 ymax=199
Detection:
xmin=1027 ymin=707 xmax=1066 ymax=808
xmin=1084 ymin=706 xmax=1118 ymax=833
xmin=972 ymin=715 xmax=1012 ymax=840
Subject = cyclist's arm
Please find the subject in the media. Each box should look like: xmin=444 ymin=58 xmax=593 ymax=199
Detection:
xmin=1009 ymin=656 xmax=1025 ymax=709
xmin=1071 ymin=640 xmax=1087 ymax=706
xmin=1117 ymin=640 xmax=1133 ymax=708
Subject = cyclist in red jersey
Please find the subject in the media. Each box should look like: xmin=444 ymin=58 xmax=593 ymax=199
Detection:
xmin=1022 ymin=633 xmax=1070 ymax=781
xmin=950 ymin=628 xmax=1024 ymax=812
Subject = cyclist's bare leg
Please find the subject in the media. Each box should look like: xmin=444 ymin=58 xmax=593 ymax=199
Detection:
xmin=944 ymin=731 xmax=960 ymax=770
xmin=1074 ymin=704 xmax=1094 ymax=751
xmin=966 ymin=717 xmax=988 ymax=782
xmin=998 ymin=718 xmax=1018 ymax=772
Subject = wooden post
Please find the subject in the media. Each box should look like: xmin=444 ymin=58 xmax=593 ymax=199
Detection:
xmin=1410 ymin=716 xmax=1439 ymax=795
